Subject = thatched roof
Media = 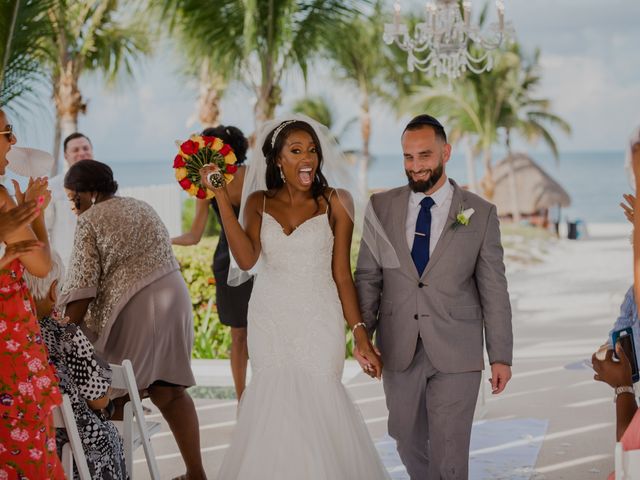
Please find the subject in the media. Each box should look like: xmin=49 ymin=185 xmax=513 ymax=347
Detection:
xmin=492 ymin=152 xmax=571 ymax=216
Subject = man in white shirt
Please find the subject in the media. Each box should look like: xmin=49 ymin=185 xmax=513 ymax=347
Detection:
xmin=47 ymin=133 xmax=94 ymax=266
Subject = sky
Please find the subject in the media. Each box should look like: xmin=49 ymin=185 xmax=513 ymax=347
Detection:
xmin=11 ymin=0 xmax=640 ymax=163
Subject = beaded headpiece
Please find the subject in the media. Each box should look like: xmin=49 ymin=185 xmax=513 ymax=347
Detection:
xmin=270 ymin=120 xmax=297 ymax=148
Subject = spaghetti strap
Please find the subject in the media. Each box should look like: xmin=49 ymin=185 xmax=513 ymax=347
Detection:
xmin=326 ymin=189 xmax=335 ymax=213
xmin=262 ymin=192 xmax=267 ymax=214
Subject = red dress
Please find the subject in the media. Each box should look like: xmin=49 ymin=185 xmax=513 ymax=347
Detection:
xmin=0 ymin=259 xmax=64 ymax=479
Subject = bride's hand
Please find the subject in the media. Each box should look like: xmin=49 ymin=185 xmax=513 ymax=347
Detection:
xmin=200 ymin=165 xmax=226 ymax=192
xmin=354 ymin=329 xmax=383 ymax=379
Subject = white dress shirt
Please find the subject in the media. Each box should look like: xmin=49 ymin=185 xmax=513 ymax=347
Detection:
xmin=45 ymin=173 xmax=77 ymax=267
xmin=405 ymin=177 xmax=454 ymax=256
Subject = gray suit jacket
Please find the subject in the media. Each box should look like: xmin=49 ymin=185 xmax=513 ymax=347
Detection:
xmin=355 ymin=179 xmax=513 ymax=373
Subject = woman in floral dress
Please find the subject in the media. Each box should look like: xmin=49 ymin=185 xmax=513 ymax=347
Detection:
xmin=0 ymin=108 xmax=65 ymax=479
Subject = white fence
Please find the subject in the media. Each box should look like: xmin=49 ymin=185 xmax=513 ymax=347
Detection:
xmin=119 ymin=184 xmax=182 ymax=237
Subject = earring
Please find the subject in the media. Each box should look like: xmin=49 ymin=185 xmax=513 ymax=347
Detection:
xmin=278 ymin=165 xmax=286 ymax=183
xmin=91 ymin=196 xmax=96 ymax=205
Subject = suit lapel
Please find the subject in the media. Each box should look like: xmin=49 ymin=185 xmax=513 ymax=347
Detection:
xmin=421 ymin=179 xmax=464 ymax=279
xmin=391 ymin=186 xmax=419 ymax=279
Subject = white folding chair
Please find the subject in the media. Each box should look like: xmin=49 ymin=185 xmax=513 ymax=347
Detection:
xmin=615 ymin=441 xmax=640 ymax=480
xmin=110 ymin=359 xmax=162 ymax=480
xmin=52 ymin=394 xmax=92 ymax=480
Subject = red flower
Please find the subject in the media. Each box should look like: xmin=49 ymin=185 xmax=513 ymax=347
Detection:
xmin=173 ymin=155 xmax=186 ymax=168
xmin=179 ymin=178 xmax=192 ymax=190
xmin=202 ymin=136 xmax=216 ymax=146
xmin=180 ymin=140 xmax=199 ymax=155
xmin=225 ymin=164 xmax=238 ymax=174
xmin=196 ymin=188 xmax=207 ymax=199
xmin=219 ymin=144 xmax=232 ymax=156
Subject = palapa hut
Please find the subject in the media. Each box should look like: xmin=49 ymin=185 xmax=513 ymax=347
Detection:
xmin=492 ymin=152 xmax=571 ymax=226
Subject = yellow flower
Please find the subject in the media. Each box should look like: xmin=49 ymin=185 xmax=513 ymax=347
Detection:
xmin=187 ymin=184 xmax=199 ymax=196
xmin=212 ymin=138 xmax=224 ymax=151
xmin=191 ymin=135 xmax=205 ymax=150
xmin=174 ymin=167 xmax=188 ymax=181
xmin=224 ymin=173 xmax=235 ymax=185
xmin=224 ymin=152 xmax=237 ymax=165
xmin=206 ymin=189 xmax=215 ymax=200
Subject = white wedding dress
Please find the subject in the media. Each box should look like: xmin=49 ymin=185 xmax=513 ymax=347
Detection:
xmin=217 ymin=208 xmax=390 ymax=479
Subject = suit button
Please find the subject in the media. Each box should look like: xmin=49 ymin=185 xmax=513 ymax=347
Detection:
xmin=413 ymin=314 xmax=418 ymax=320
xmin=418 ymin=282 xmax=425 ymax=288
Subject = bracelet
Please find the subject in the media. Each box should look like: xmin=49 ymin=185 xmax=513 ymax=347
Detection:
xmin=614 ymin=385 xmax=635 ymax=402
xmin=352 ymin=322 xmax=367 ymax=334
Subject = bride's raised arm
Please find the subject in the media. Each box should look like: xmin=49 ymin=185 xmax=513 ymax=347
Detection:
xmin=200 ymin=167 xmax=263 ymax=271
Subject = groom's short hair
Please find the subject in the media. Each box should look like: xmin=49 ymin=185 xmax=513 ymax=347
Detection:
xmin=403 ymin=114 xmax=447 ymax=144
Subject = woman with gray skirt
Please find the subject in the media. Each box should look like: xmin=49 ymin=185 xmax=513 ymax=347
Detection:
xmin=60 ymin=159 xmax=207 ymax=480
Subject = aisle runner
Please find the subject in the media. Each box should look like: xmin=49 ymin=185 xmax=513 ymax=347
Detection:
xmin=377 ymin=418 xmax=548 ymax=480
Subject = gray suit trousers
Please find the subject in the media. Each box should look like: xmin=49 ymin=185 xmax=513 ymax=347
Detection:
xmin=383 ymin=340 xmax=481 ymax=480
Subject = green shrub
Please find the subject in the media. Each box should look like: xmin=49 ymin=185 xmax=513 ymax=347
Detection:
xmin=181 ymin=198 xmax=220 ymax=237
xmin=174 ymin=238 xmax=231 ymax=359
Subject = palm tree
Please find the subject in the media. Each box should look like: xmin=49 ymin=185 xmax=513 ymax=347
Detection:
xmin=291 ymin=95 xmax=356 ymax=142
xmin=500 ymin=46 xmax=571 ymax=220
xmin=0 ymin=0 xmax=53 ymax=111
xmin=159 ymin=0 xmax=365 ymax=126
xmin=47 ymin=0 xmax=151 ymax=170
xmin=322 ymin=0 xmax=418 ymax=196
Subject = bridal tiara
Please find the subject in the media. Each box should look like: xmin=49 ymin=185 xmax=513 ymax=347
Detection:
xmin=270 ymin=120 xmax=297 ymax=148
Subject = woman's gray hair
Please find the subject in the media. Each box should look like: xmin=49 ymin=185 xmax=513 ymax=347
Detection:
xmin=23 ymin=250 xmax=65 ymax=301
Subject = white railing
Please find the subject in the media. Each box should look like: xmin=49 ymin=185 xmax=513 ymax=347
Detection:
xmin=120 ymin=184 xmax=182 ymax=237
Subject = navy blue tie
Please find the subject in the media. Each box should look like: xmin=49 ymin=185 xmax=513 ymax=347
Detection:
xmin=411 ymin=197 xmax=435 ymax=276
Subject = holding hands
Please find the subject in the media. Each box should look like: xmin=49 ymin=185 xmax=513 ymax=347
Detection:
xmin=352 ymin=326 xmax=383 ymax=379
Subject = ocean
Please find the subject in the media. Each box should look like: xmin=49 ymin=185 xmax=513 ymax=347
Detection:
xmin=104 ymin=150 xmax=628 ymax=224
xmin=3 ymin=149 xmax=618 ymax=224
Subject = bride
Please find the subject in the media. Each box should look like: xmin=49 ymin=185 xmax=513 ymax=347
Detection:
xmin=201 ymin=115 xmax=390 ymax=479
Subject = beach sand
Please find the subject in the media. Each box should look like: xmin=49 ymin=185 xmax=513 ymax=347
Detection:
xmin=132 ymin=222 xmax=632 ymax=479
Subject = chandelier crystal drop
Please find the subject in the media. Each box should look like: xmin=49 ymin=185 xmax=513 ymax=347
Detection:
xmin=383 ymin=0 xmax=515 ymax=81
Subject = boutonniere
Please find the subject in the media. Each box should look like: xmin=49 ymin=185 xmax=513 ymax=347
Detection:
xmin=454 ymin=207 xmax=475 ymax=228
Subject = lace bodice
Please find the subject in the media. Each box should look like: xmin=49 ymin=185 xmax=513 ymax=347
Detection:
xmin=247 ymin=208 xmax=345 ymax=380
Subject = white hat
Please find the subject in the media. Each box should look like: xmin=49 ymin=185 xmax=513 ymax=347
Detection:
xmin=6 ymin=147 xmax=55 ymax=178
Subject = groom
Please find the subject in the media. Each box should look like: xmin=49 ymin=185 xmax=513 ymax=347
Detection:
xmin=355 ymin=114 xmax=513 ymax=479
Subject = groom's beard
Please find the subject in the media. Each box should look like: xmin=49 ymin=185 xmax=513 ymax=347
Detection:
xmin=406 ymin=159 xmax=444 ymax=193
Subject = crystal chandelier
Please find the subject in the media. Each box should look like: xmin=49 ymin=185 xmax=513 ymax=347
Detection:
xmin=383 ymin=0 xmax=514 ymax=81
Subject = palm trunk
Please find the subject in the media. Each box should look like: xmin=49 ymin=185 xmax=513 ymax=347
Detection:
xmin=358 ymin=89 xmax=371 ymax=199
xmin=464 ymin=136 xmax=478 ymax=193
xmin=52 ymin=113 xmax=62 ymax=175
xmin=505 ymin=128 xmax=521 ymax=222
xmin=54 ymin=62 xmax=85 ymax=172
xmin=198 ymin=60 xmax=225 ymax=129
xmin=480 ymin=146 xmax=495 ymax=199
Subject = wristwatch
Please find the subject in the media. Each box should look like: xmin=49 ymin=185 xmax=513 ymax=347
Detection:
xmin=614 ymin=385 xmax=635 ymax=402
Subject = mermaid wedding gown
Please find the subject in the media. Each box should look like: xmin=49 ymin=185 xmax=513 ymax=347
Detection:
xmin=217 ymin=208 xmax=389 ymax=479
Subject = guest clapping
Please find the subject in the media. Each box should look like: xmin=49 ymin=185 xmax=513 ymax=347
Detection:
xmin=24 ymin=251 xmax=127 ymax=480
xmin=59 ymin=160 xmax=207 ymax=480
xmin=0 ymin=108 xmax=64 ymax=479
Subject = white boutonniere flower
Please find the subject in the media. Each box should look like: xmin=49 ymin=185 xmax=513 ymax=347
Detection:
xmin=455 ymin=207 xmax=475 ymax=227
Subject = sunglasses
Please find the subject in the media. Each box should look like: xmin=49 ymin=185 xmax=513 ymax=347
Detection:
xmin=0 ymin=124 xmax=13 ymax=140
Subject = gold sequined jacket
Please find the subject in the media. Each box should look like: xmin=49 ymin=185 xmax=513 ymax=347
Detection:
xmin=60 ymin=197 xmax=179 ymax=346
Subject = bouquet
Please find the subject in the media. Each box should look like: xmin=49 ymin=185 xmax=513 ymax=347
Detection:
xmin=173 ymin=135 xmax=238 ymax=199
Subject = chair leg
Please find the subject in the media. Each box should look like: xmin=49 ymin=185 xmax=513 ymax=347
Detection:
xmin=124 ymin=402 xmax=134 ymax=479
xmin=61 ymin=443 xmax=73 ymax=479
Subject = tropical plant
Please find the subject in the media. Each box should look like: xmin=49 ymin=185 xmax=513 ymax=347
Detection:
xmin=158 ymin=0 xmax=365 ymax=126
xmin=291 ymin=95 xmax=356 ymax=142
xmin=323 ymin=0 xmax=423 ymax=196
xmin=0 ymin=0 xmax=53 ymax=112
xmin=46 ymin=0 xmax=151 ymax=170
